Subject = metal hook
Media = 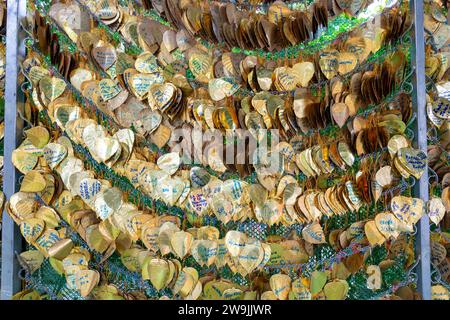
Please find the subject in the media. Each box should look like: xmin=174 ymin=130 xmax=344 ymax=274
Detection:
xmin=18 ymin=268 xmax=28 ymax=281
xmin=403 ymin=65 xmax=415 ymax=83
xmin=425 ymin=33 xmax=439 ymax=53
xmin=407 ymin=176 xmax=416 ymax=189
xmin=406 ymin=111 xmax=417 ymax=129
xmin=406 ymin=255 xmax=421 ymax=279
xmin=428 ymin=167 xmax=439 ymax=185
xmin=405 ymin=127 xmax=415 ymax=141
xmin=412 ymin=223 xmax=418 ymax=236
xmin=427 ymin=126 xmax=438 ymax=141
xmin=18 ymin=108 xmax=33 ymax=130
xmin=401 ymin=82 xmax=414 ymax=95
xmin=20 ymin=66 xmax=32 ymax=85
xmin=19 ymin=18 xmax=34 ymax=40
xmin=399 ymin=66 xmax=415 ymax=95
xmin=430 ymin=264 xmax=446 ymax=286
xmin=425 ymin=75 xmax=439 ymax=96
xmin=20 ymin=82 xmax=30 ymax=95
xmin=402 ymin=23 xmax=414 ymax=41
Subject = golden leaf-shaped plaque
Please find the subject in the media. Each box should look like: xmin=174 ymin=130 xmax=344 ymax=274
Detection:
xmin=39 ymin=76 xmax=67 ymax=102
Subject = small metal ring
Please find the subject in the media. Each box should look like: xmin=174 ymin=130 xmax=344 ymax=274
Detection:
xmin=18 ymin=268 xmax=28 ymax=281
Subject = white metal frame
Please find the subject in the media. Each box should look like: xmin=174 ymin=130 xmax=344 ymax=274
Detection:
xmin=1 ymin=0 xmax=26 ymax=300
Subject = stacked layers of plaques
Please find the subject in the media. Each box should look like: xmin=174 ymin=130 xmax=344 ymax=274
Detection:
xmin=424 ymin=0 xmax=450 ymax=300
xmin=6 ymin=0 xmax=446 ymax=300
